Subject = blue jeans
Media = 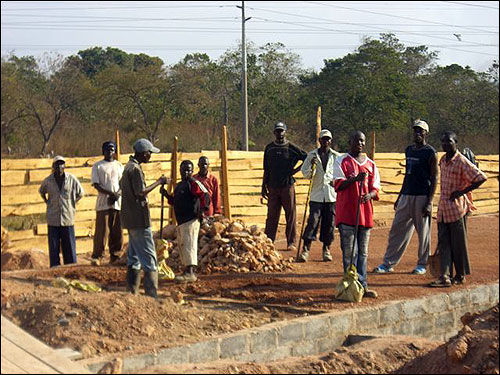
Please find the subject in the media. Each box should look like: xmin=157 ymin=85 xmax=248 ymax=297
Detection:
xmin=48 ymin=225 xmax=77 ymax=268
xmin=127 ymin=227 xmax=157 ymax=272
xmin=338 ymin=224 xmax=371 ymax=288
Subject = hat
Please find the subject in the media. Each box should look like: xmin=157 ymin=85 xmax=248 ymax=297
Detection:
xmin=102 ymin=141 xmax=116 ymax=152
xmin=413 ymin=119 xmax=429 ymax=132
xmin=319 ymin=129 xmax=332 ymax=139
xmin=53 ymin=155 xmax=66 ymax=164
xmin=133 ymin=138 xmax=160 ymax=153
xmin=274 ymin=122 xmax=287 ymax=131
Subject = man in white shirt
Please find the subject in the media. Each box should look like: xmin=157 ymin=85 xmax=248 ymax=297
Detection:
xmin=91 ymin=141 xmax=124 ymax=265
xmin=298 ymin=129 xmax=341 ymax=262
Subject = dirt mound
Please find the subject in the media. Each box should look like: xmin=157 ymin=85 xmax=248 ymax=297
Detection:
xmin=1 ymin=249 xmax=46 ymax=271
xmin=396 ymin=304 xmax=499 ymax=374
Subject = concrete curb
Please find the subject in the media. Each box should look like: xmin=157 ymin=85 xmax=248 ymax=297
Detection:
xmin=82 ymin=282 xmax=499 ymax=373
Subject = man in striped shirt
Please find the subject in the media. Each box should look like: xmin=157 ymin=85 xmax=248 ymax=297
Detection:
xmin=429 ymin=131 xmax=487 ymax=287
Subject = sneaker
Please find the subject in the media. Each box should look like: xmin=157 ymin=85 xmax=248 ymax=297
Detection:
xmin=287 ymin=244 xmax=297 ymax=252
xmin=429 ymin=277 xmax=452 ymax=288
xmin=364 ymin=288 xmax=378 ymax=298
xmin=372 ymin=264 xmax=394 ymax=273
xmin=175 ymin=273 xmax=198 ymax=284
xmin=322 ymin=248 xmax=333 ymax=262
xmin=453 ymin=276 xmax=466 ymax=285
xmin=90 ymin=258 xmax=100 ymax=266
xmin=411 ymin=266 xmax=427 ymax=275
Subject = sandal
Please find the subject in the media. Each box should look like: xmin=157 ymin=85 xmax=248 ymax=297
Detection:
xmin=429 ymin=277 xmax=452 ymax=288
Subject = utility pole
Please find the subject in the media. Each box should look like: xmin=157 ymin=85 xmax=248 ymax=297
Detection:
xmin=237 ymin=1 xmax=251 ymax=151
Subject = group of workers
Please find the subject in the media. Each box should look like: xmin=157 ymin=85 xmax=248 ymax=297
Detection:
xmin=39 ymin=118 xmax=487 ymax=299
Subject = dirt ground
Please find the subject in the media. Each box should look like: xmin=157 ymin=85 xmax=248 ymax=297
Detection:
xmin=1 ymin=214 xmax=499 ymax=364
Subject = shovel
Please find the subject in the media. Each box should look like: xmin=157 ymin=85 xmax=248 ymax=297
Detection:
xmin=297 ymin=163 xmax=316 ymax=261
xmin=335 ymin=174 xmax=365 ymax=302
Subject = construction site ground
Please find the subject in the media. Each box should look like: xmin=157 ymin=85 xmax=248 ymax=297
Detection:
xmin=1 ymin=214 xmax=499 ymax=371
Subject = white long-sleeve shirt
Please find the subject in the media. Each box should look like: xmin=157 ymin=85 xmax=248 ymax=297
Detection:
xmin=301 ymin=148 xmax=341 ymax=203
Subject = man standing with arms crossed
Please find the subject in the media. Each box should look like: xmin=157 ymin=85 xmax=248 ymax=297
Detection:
xmin=262 ymin=122 xmax=307 ymax=252
xmin=373 ymin=119 xmax=438 ymax=275
xmin=193 ymin=156 xmax=222 ymax=217
xmin=298 ymin=129 xmax=341 ymax=262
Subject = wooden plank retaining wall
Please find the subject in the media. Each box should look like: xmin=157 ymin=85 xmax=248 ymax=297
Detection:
xmin=1 ymin=152 xmax=498 ymax=253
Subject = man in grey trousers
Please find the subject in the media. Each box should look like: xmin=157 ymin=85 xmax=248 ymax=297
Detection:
xmin=373 ymin=119 xmax=438 ymax=275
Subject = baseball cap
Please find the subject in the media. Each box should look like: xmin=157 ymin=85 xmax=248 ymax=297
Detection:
xmin=274 ymin=122 xmax=287 ymax=131
xmin=53 ymin=155 xmax=66 ymax=164
xmin=319 ymin=129 xmax=332 ymax=139
xmin=413 ymin=119 xmax=429 ymax=132
xmin=133 ymin=138 xmax=160 ymax=153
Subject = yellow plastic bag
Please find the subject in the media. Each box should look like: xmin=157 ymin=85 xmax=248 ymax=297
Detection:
xmin=52 ymin=277 xmax=101 ymax=292
xmin=158 ymin=259 xmax=175 ymax=280
xmin=335 ymin=265 xmax=365 ymax=302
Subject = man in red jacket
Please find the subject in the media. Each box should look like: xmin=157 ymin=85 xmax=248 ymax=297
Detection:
xmin=193 ymin=156 xmax=222 ymax=217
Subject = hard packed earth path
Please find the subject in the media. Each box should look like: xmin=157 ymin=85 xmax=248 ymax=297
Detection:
xmin=0 ymin=215 xmax=498 ymax=361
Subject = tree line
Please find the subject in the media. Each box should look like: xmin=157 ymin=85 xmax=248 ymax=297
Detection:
xmin=1 ymin=33 xmax=498 ymax=157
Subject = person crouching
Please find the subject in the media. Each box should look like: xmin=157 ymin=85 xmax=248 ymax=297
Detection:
xmin=161 ymin=160 xmax=210 ymax=283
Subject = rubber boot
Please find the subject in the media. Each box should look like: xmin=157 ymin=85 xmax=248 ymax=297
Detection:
xmin=144 ymin=270 xmax=158 ymax=299
xmin=126 ymin=266 xmax=141 ymax=295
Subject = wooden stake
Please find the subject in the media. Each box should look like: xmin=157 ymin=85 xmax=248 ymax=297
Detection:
xmin=169 ymin=136 xmax=178 ymax=225
xmin=221 ymin=125 xmax=231 ymax=220
xmin=316 ymin=106 xmax=321 ymax=148
xmin=115 ymin=129 xmax=121 ymax=162
xmin=371 ymin=130 xmax=376 ymax=160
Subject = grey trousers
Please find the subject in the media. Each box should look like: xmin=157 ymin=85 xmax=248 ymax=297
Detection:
xmin=382 ymin=195 xmax=431 ymax=268
xmin=438 ymin=215 xmax=470 ymax=279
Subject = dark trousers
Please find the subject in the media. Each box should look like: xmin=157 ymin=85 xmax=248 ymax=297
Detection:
xmin=302 ymin=201 xmax=336 ymax=247
xmin=48 ymin=225 xmax=77 ymax=268
xmin=438 ymin=215 xmax=470 ymax=279
xmin=92 ymin=209 xmax=123 ymax=259
xmin=265 ymin=185 xmax=297 ymax=246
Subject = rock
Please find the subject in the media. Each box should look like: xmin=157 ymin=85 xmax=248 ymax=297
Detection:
xmin=170 ymin=290 xmax=185 ymax=304
xmin=57 ymin=317 xmax=70 ymax=327
xmin=210 ymin=222 xmax=226 ymax=237
xmin=447 ymin=336 xmax=469 ymax=363
xmin=66 ymin=310 xmax=79 ymax=318
xmin=98 ymin=358 xmax=123 ymax=374
xmin=161 ymin=225 xmax=177 ymax=240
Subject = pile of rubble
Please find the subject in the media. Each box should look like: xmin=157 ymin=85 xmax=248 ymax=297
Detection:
xmin=157 ymin=217 xmax=294 ymax=275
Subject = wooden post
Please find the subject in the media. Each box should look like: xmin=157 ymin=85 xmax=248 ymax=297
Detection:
xmin=168 ymin=136 xmax=178 ymax=225
xmin=220 ymin=125 xmax=231 ymax=220
xmin=115 ymin=129 xmax=121 ymax=162
xmin=370 ymin=130 xmax=376 ymax=160
xmin=316 ymin=106 xmax=321 ymax=148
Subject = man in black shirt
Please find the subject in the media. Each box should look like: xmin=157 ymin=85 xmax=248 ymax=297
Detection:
xmin=262 ymin=122 xmax=307 ymax=251
xmin=373 ymin=119 xmax=438 ymax=275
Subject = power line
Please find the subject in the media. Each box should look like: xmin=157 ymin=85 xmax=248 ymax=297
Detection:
xmin=440 ymin=1 xmax=500 ymax=10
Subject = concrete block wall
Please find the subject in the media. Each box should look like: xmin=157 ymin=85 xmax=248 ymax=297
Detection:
xmin=84 ymin=283 xmax=499 ymax=373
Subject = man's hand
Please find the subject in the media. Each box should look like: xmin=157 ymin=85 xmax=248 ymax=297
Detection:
xmin=160 ymin=186 xmax=168 ymax=197
xmin=362 ymin=192 xmax=374 ymax=203
xmin=107 ymin=192 xmax=120 ymax=205
xmin=449 ymin=190 xmax=462 ymax=201
xmin=261 ymin=185 xmax=268 ymax=200
xmin=311 ymin=157 xmax=319 ymax=166
xmin=158 ymin=175 xmax=169 ymax=185
xmin=423 ymin=202 xmax=432 ymax=217
xmin=393 ymin=197 xmax=400 ymax=211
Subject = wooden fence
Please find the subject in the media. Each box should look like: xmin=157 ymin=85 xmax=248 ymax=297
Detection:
xmin=1 ymin=150 xmax=498 ymax=254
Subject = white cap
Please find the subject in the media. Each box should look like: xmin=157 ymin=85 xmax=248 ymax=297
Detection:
xmin=53 ymin=155 xmax=66 ymax=164
xmin=319 ymin=129 xmax=332 ymax=139
xmin=413 ymin=119 xmax=429 ymax=132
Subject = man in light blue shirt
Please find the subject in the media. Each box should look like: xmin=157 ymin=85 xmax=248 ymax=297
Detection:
xmin=298 ymin=129 xmax=341 ymax=262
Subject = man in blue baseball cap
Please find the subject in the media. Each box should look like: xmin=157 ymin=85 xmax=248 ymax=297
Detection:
xmin=120 ymin=138 xmax=169 ymax=298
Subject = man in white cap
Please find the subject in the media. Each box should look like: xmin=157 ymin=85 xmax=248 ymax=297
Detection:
xmin=298 ymin=129 xmax=341 ymax=262
xmin=120 ymin=138 xmax=169 ymax=298
xmin=261 ymin=122 xmax=307 ymax=252
xmin=39 ymin=155 xmax=84 ymax=267
xmin=373 ymin=119 xmax=438 ymax=275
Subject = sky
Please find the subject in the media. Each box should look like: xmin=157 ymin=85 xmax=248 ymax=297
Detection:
xmin=1 ymin=1 xmax=499 ymax=73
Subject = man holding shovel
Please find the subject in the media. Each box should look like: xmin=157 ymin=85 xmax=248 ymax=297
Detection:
xmin=298 ymin=129 xmax=341 ymax=262
xmin=333 ymin=131 xmax=380 ymax=298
